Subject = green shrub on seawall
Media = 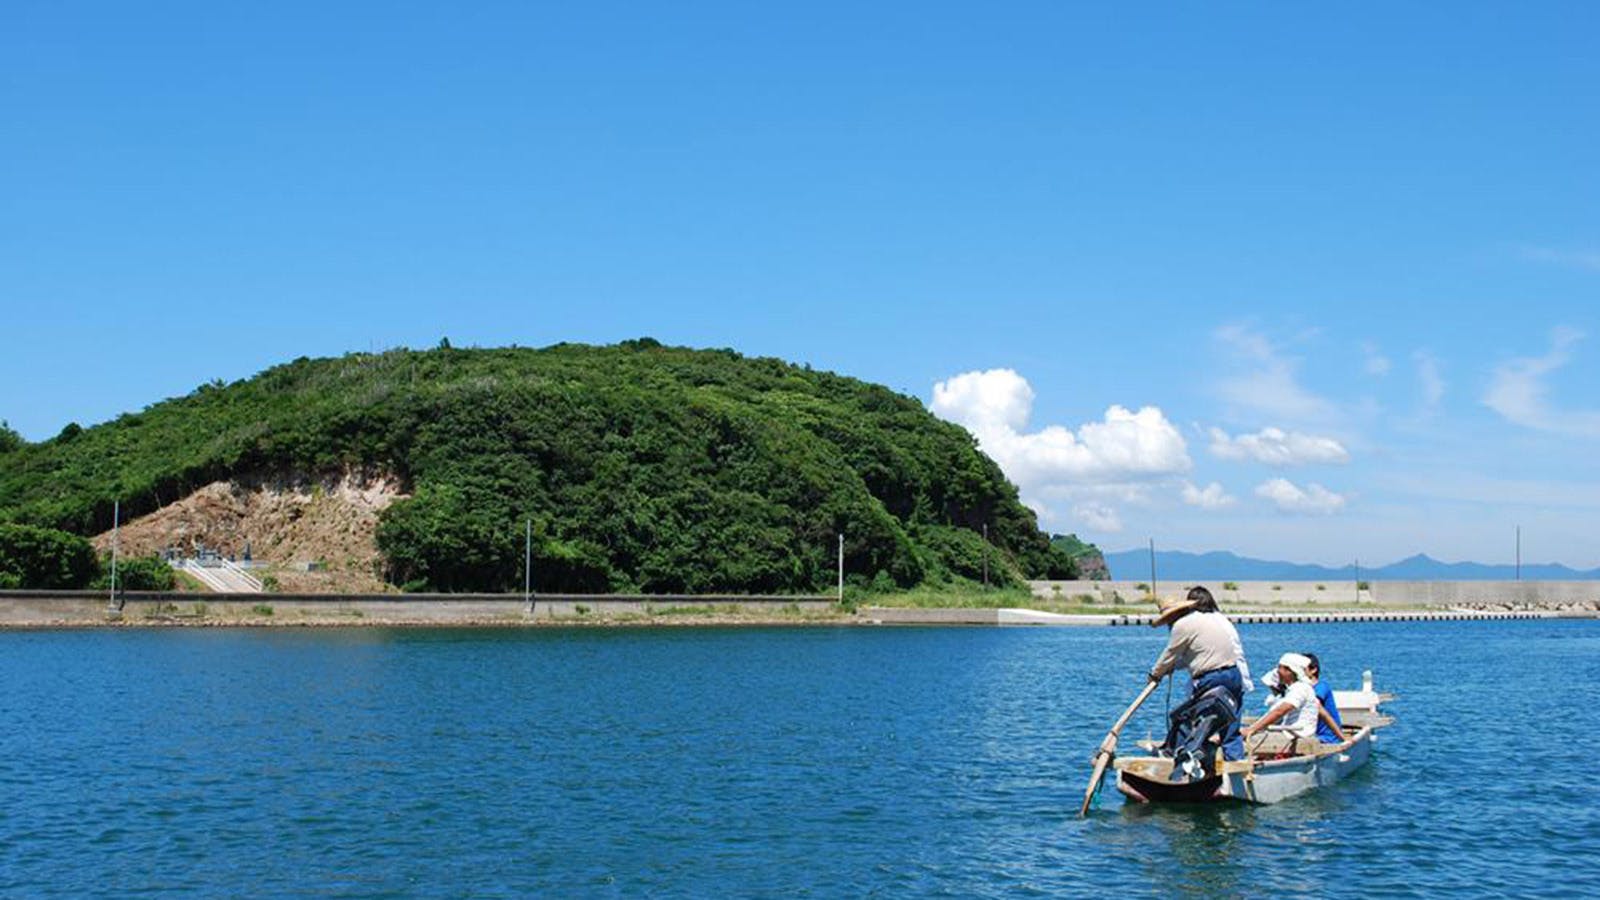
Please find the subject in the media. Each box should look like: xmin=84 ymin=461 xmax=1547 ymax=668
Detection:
xmin=0 ymin=523 xmax=98 ymax=589
xmin=92 ymin=555 xmax=176 ymax=591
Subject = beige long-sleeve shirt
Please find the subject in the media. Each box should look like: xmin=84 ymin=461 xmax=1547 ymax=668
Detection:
xmin=1150 ymin=610 xmax=1243 ymax=680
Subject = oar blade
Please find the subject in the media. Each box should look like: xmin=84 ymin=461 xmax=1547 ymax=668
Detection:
xmin=1078 ymin=751 xmax=1112 ymax=817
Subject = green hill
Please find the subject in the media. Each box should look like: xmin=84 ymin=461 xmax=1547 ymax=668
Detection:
xmin=1049 ymin=533 xmax=1108 ymax=580
xmin=0 ymin=340 xmax=1078 ymax=592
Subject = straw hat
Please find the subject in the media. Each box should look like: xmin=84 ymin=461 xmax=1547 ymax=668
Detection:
xmin=1150 ymin=594 xmax=1199 ymax=627
xmin=1277 ymin=652 xmax=1312 ymax=682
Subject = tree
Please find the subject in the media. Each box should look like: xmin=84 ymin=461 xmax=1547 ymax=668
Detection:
xmin=0 ymin=420 xmax=21 ymax=454
xmin=0 ymin=524 xmax=99 ymax=588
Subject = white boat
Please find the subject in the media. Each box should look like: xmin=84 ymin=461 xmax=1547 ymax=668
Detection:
xmin=1112 ymin=671 xmax=1394 ymax=805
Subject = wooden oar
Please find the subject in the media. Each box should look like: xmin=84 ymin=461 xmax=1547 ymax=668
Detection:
xmin=1078 ymin=679 xmax=1162 ymax=817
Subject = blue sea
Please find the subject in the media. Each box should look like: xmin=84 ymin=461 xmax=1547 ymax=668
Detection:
xmin=2 ymin=620 xmax=1597 ymax=897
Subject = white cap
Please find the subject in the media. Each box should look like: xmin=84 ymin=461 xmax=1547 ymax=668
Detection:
xmin=1277 ymin=653 xmax=1312 ymax=681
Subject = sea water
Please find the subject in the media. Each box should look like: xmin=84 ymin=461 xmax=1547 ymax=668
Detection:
xmin=1 ymin=620 xmax=1596 ymax=897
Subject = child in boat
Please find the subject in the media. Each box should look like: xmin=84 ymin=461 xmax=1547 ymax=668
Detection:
xmin=1242 ymin=653 xmax=1346 ymax=749
xmin=1304 ymin=653 xmax=1345 ymax=744
xmin=1261 ymin=652 xmax=1347 ymax=744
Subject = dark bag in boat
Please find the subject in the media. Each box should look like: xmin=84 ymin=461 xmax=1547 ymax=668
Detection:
xmin=1162 ymin=683 xmax=1240 ymax=780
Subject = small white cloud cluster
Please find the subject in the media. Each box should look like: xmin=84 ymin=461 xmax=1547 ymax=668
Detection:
xmin=930 ymin=360 xmax=1372 ymax=534
xmin=1254 ymin=478 xmax=1346 ymax=515
xmin=930 ymin=369 xmax=1192 ymax=533
xmin=1207 ymin=426 xmax=1349 ymax=466
xmin=1415 ymin=350 xmax=1446 ymax=410
xmin=1484 ymin=327 xmax=1600 ymax=438
xmin=1181 ymin=481 xmax=1235 ymax=509
xmin=1072 ymin=502 xmax=1124 ymax=532
xmin=1212 ymin=324 xmax=1332 ymax=421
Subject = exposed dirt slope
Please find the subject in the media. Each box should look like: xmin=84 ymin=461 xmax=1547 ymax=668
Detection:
xmin=92 ymin=471 xmax=406 ymax=593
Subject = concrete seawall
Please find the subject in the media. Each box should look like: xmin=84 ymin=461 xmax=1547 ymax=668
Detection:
xmin=1028 ymin=579 xmax=1600 ymax=609
xmin=863 ymin=607 xmax=1596 ymax=626
xmin=0 ymin=590 xmax=837 ymax=627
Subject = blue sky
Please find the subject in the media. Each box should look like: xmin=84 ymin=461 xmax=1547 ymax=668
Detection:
xmin=4 ymin=2 xmax=1598 ymax=566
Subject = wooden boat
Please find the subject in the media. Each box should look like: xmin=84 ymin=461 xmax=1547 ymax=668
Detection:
xmin=1113 ymin=670 xmax=1394 ymax=806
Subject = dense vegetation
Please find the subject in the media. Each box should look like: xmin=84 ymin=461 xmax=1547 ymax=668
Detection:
xmin=1050 ymin=533 xmax=1108 ymax=580
xmin=0 ymin=341 xmax=1078 ymax=592
xmin=0 ymin=421 xmax=23 ymax=455
xmin=0 ymin=523 xmax=98 ymax=589
xmin=0 ymin=523 xmax=174 ymax=590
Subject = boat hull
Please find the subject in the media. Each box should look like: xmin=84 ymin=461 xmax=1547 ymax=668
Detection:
xmin=1115 ymin=727 xmax=1375 ymax=806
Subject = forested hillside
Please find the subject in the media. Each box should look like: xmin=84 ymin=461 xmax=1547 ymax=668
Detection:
xmin=1050 ymin=534 xmax=1108 ymax=580
xmin=0 ymin=341 xmax=1078 ymax=592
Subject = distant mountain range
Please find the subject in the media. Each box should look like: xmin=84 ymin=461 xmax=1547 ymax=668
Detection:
xmin=1104 ymin=549 xmax=1600 ymax=582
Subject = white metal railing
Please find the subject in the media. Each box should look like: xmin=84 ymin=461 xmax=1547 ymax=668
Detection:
xmin=173 ymin=558 xmax=263 ymax=593
xmin=218 ymin=559 xmax=265 ymax=592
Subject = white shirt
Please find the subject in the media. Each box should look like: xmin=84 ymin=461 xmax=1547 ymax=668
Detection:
xmin=1226 ymin=619 xmax=1253 ymax=693
xmin=1269 ymin=680 xmax=1320 ymax=739
xmin=1151 ymin=611 xmax=1244 ymax=680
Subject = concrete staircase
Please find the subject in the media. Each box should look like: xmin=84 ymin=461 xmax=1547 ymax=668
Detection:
xmin=173 ymin=559 xmax=264 ymax=593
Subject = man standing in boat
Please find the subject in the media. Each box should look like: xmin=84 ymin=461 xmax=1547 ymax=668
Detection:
xmin=1149 ymin=585 xmax=1250 ymax=780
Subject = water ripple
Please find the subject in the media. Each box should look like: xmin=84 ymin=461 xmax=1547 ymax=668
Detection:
xmin=0 ymin=622 xmax=1597 ymax=895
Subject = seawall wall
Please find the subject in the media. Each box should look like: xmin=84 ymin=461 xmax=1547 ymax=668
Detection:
xmin=1028 ymin=579 xmax=1600 ymax=609
xmin=0 ymin=590 xmax=837 ymax=627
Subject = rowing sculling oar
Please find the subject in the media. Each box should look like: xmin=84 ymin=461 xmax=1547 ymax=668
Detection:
xmin=1078 ymin=679 xmax=1162 ymax=817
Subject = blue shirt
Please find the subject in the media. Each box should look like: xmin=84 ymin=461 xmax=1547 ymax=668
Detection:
xmin=1314 ymin=679 xmax=1344 ymax=743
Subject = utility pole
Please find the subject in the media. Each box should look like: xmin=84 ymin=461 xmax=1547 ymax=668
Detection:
xmin=1354 ymin=558 xmax=1361 ymax=604
xmin=109 ymin=500 xmax=120 ymax=610
xmin=1516 ymin=525 xmax=1521 ymax=581
xmin=837 ymin=534 xmax=844 ymax=603
xmin=1148 ymin=538 xmax=1157 ymax=602
xmin=524 ymin=519 xmax=534 ymax=614
xmin=982 ymin=523 xmax=989 ymax=589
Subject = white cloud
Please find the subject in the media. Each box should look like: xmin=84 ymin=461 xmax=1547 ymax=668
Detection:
xmin=1181 ymin=481 xmax=1236 ymax=509
xmin=1414 ymin=350 xmax=1445 ymax=410
xmin=928 ymin=368 xmax=1033 ymax=432
xmin=1073 ymin=503 xmax=1123 ymax=532
xmin=1483 ymin=327 xmax=1600 ymax=438
xmin=1213 ymin=324 xmax=1333 ymax=421
xmin=1519 ymin=246 xmax=1600 ymax=272
xmin=1037 ymin=482 xmax=1154 ymax=506
xmin=1361 ymin=341 xmax=1391 ymax=376
xmin=931 ymin=370 xmax=1191 ymax=485
xmin=930 ymin=368 xmax=1190 ymax=534
xmin=1207 ymin=426 xmax=1350 ymax=466
xmin=1255 ymin=478 xmax=1347 ymax=515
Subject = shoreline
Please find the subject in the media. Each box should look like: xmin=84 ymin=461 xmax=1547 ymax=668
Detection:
xmin=1 ymin=592 xmax=1594 ymax=629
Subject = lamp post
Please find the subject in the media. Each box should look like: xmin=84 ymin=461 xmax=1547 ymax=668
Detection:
xmin=837 ymin=534 xmax=844 ymax=603
xmin=982 ymin=523 xmax=989 ymax=589
xmin=524 ymin=519 xmax=534 ymax=615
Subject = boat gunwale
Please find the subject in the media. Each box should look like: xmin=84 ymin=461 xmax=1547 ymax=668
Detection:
xmin=1113 ymin=721 xmax=1380 ymax=777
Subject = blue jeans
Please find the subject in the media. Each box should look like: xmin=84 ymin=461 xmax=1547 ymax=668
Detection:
xmin=1192 ymin=666 xmax=1245 ymax=761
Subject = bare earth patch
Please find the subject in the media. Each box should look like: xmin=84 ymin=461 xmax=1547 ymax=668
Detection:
xmin=91 ymin=471 xmax=407 ymax=593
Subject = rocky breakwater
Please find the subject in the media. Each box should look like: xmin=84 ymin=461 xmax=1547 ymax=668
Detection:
xmin=1451 ymin=599 xmax=1600 ymax=616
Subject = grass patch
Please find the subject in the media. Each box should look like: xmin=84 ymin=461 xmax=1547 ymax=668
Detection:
xmin=251 ymin=603 xmax=274 ymax=617
xmin=870 ymin=585 xmax=1156 ymax=616
xmin=173 ymin=571 xmax=206 ymax=592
